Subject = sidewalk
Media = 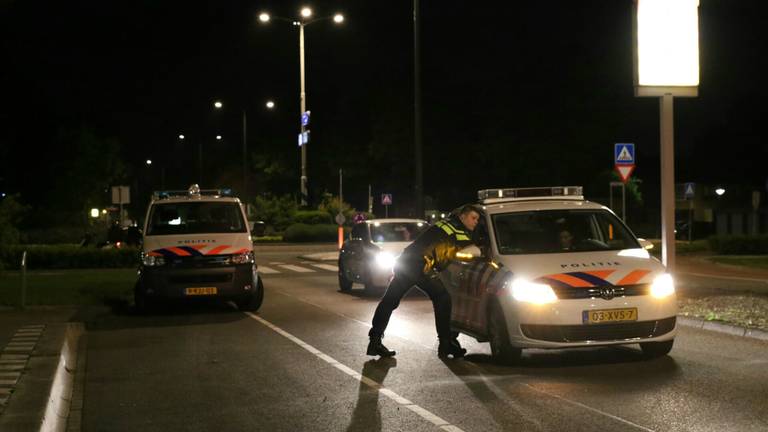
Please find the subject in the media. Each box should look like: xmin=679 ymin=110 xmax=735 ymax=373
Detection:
xmin=0 ymin=307 xmax=83 ymax=431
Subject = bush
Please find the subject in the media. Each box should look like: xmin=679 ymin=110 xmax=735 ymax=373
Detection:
xmin=282 ymin=224 xmax=338 ymax=243
xmin=20 ymin=226 xmax=92 ymax=244
xmin=0 ymin=245 xmax=139 ymax=270
xmin=252 ymin=195 xmax=298 ymax=232
xmin=708 ymin=235 xmax=768 ymax=255
xmin=293 ymin=210 xmax=332 ymax=225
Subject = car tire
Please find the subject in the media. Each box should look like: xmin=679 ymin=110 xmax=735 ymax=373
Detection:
xmin=338 ymin=259 xmax=353 ymax=292
xmin=639 ymin=339 xmax=674 ymax=358
xmin=488 ymin=302 xmax=521 ymax=365
xmin=237 ymin=278 xmax=265 ymax=312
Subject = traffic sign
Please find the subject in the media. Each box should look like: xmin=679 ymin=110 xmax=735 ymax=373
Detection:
xmin=298 ymin=131 xmax=310 ymax=147
xmin=615 ymin=165 xmax=635 ymax=184
xmin=301 ymin=111 xmax=311 ymax=127
xmin=684 ymin=182 xmax=695 ymax=199
xmin=614 ymin=143 xmax=635 ymax=165
xmin=335 ymin=213 xmax=346 ymax=225
xmin=381 ymin=194 xmax=392 ymax=205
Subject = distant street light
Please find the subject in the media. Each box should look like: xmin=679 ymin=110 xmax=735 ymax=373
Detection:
xmin=216 ymin=135 xmax=222 ymax=140
xmin=266 ymin=100 xmax=275 ymax=109
xmin=715 ymin=188 xmax=726 ymax=196
xmin=178 ymin=134 xmax=185 ymax=140
xmin=259 ymin=6 xmax=345 ymax=206
xmin=146 ymin=159 xmax=152 ymax=165
xmin=90 ymin=208 xmax=99 ymax=218
xmin=214 ymin=101 xmax=223 ymax=109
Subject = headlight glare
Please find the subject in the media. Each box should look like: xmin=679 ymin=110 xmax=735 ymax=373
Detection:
xmin=374 ymin=251 xmax=396 ymax=270
xmin=142 ymin=254 xmax=165 ymax=267
xmin=650 ymin=273 xmax=675 ymax=298
xmin=510 ymin=279 xmax=557 ymax=304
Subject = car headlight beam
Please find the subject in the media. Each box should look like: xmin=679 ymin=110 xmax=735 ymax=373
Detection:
xmin=374 ymin=251 xmax=396 ymax=270
xmin=650 ymin=273 xmax=675 ymax=299
xmin=510 ymin=279 xmax=557 ymax=305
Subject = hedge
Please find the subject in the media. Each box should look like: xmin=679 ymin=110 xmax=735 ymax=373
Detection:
xmin=282 ymin=223 xmax=338 ymax=242
xmin=707 ymin=235 xmax=768 ymax=255
xmin=292 ymin=210 xmax=333 ymax=225
xmin=0 ymin=245 xmax=140 ymax=270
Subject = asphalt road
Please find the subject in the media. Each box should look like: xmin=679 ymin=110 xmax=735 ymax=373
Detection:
xmin=78 ymin=246 xmax=768 ymax=431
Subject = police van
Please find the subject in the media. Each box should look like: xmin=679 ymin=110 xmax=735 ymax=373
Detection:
xmin=442 ymin=186 xmax=677 ymax=364
xmin=135 ymin=184 xmax=263 ymax=312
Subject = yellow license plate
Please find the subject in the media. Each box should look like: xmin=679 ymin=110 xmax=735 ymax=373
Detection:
xmin=583 ymin=308 xmax=637 ymax=324
xmin=185 ymin=287 xmax=218 ymax=296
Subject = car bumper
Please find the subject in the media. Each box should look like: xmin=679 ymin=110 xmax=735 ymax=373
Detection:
xmin=500 ymin=294 xmax=678 ymax=348
xmin=138 ymin=264 xmax=258 ymax=301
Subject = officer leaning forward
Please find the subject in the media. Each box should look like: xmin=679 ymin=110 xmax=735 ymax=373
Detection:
xmin=367 ymin=204 xmax=482 ymax=359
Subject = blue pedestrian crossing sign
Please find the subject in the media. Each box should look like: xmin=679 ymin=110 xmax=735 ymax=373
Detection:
xmin=614 ymin=143 xmax=635 ymax=165
xmin=684 ymin=182 xmax=695 ymax=199
xmin=301 ymin=111 xmax=311 ymax=127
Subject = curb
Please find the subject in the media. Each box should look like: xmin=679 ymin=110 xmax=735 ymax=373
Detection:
xmin=677 ymin=316 xmax=768 ymax=342
xmin=40 ymin=322 xmax=83 ymax=432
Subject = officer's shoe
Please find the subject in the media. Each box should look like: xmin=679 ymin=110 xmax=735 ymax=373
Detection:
xmin=367 ymin=338 xmax=396 ymax=357
xmin=438 ymin=338 xmax=467 ymax=359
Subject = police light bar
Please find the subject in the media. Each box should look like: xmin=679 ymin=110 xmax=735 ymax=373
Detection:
xmin=478 ymin=186 xmax=583 ymax=202
xmin=152 ymin=184 xmax=235 ymax=200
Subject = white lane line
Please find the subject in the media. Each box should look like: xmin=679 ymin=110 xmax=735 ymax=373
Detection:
xmin=20 ymin=324 xmax=45 ymax=329
xmin=0 ymin=365 xmax=24 ymax=371
xmin=277 ymin=264 xmax=316 ymax=273
xmin=310 ymin=263 xmax=339 ymax=272
xmin=0 ymin=372 xmax=21 ymax=378
xmin=246 ymin=312 xmax=465 ymax=432
xmin=0 ymin=379 xmax=18 ymax=385
xmin=269 ymin=262 xmax=285 ymax=265
xmin=522 ymin=384 xmax=656 ymax=432
xmin=678 ymin=271 xmax=768 ymax=284
xmin=258 ymin=266 xmax=279 ymax=274
xmin=11 ymin=338 xmax=39 ymax=342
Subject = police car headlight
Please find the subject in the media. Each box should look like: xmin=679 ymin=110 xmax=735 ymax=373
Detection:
xmin=650 ymin=273 xmax=675 ymax=299
xmin=510 ymin=279 xmax=557 ymax=305
xmin=141 ymin=254 xmax=165 ymax=267
xmin=374 ymin=252 xmax=396 ymax=270
xmin=230 ymin=252 xmax=255 ymax=265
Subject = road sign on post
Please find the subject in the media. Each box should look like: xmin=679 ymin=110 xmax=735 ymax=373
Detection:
xmin=381 ymin=193 xmax=392 ymax=218
xmin=684 ymin=182 xmax=695 ymax=200
xmin=614 ymin=143 xmax=635 ymax=184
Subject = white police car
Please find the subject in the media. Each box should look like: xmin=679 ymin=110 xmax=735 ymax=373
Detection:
xmin=441 ymin=186 xmax=677 ymax=364
xmin=135 ymin=184 xmax=263 ymax=312
xmin=338 ymin=218 xmax=429 ymax=292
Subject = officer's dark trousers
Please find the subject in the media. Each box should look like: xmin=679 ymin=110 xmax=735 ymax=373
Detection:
xmin=369 ymin=266 xmax=452 ymax=340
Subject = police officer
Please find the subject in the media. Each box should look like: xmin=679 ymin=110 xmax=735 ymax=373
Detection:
xmin=367 ymin=204 xmax=482 ymax=358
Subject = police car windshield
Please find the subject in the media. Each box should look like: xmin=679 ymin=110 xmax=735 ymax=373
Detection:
xmin=147 ymin=202 xmax=246 ymax=235
xmin=492 ymin=209 xmax=640 ymax=255
xmin=370 ymin=222 xmax=427 ymax=243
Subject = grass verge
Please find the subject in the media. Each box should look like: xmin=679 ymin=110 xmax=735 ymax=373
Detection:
xmin=678 ymin=294 xmax=768 ymax=331
xmin=707 ymin=256 xmax=768 ymax=271
xmin=0 ymin=269 xmax=136 ymax=306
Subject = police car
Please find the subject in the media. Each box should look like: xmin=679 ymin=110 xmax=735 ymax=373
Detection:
xmin=135 ymin=184 xmax=263 ymax=312
xmin=338 ymin=218 xmax=429 ymax=292
xmin=441 ymin=186 xmax=677 ymax=364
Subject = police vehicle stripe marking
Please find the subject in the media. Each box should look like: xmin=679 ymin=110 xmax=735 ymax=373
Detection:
xmin=566 ymin=272 xmax=615 ymax=287
xmin=310 ymin=263 xmax=339 ymax=272
xmin=207 ymin=245 xmax=229 ymax=255
xmin=546 ymin=273 xmax=593 ymax=287
xmin=246 ymin=312 xmax=466 ymax=432
xmin=257 ymin=266 xmax=279 ymax=274
xmin=616 ymin=269 xmax=652 ymax=285
xmin=278 ymin=264 xmax=315 ymax=273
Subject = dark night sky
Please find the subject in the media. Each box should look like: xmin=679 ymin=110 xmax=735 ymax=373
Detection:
xmin=1 ymin=0 xmax=766 ymax=218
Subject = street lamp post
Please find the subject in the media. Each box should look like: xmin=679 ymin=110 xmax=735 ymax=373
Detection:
xmin=259 ymin=7 xmax=345 ymax=207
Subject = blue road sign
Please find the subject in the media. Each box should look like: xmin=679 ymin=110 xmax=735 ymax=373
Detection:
xmin=614 ymin=143 xmax=635 ymax=165
xmin=684 ymin=182 xmax=695 ymax=199
xmin=301 ymin=111 xmax=311 ymax=127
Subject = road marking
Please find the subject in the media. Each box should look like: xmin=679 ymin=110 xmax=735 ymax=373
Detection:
xmin=0 ymin=365 xmax=24 ymax=371
xmin=246 ymin=312 xmax=465 ymax=432
xmin=258 ymin=266 xmax=279 ymax=274
xmin=278 ymin=264 xmax=315 ymax=273
xmin=269 ymin=262 xmax=285 ymax=265
xmin=0 ymin=355 xmax=28 ymax=361
xmin=310 ymin=263 xmax=339 ymax=272
xmin=0 ymin=379 xmax=18 ymax=385
xmin=678 ymin=271 xmax=768 ymax=284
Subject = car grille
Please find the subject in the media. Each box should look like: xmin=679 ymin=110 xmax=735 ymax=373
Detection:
xmin=168 ymin=255 xmax=232 ymax=269
xmin=520 ymin=317 xmax=676 ymax=343
xmin=169 ymin=273 xmax=232 ymax=284
xmin=553 ymin=283 xmax=650 ymax=300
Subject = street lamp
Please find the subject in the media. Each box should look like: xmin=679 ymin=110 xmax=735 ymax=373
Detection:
xmin=146 ymin=159 xmax=152 ymax=165
xmin=258 ymin=6 xmax=345 ymax=206
xmin=715 ymin=188 xmax=726 ymax=196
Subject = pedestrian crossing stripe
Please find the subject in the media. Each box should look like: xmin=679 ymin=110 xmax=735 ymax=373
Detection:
xmin=310 ymin=263 xmax=339 ymax=272
xmin=278 ymin=264 xmax=315 ymax=273
xmin=257 ymin=262 xmax=339 ymax=274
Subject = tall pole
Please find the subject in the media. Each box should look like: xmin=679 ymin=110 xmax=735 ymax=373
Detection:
xmin=413 ymin=0 xmax=423 ymax=218
xmin=198 ymin=140 xmax=202 ymax=185
xmin=299 ymin=23 xmax=308 ymax=207
xmin=660 ymin=93 xmax=675 ymax=271
xmin=242 ymin=110 xmax=248 ymax=205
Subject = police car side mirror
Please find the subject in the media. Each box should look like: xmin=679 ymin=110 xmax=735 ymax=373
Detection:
xmin=455 ymin=245 xmax=483 ymax=262
xmin=637 ymin=238 xmax=654 ymax=250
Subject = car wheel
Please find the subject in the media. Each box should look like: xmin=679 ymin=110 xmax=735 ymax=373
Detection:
xmin=338 ymin=259 xmax=353 ymax=292
xmin=639 ymin=339 xmax=674 ymax=358
xmin=488 ymin=302 xmax=521 ymax=365
xmin=237 ymin=278 xmax=265 ymax=312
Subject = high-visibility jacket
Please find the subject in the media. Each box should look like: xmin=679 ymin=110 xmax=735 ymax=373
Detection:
xmin=400 ymin=215 xmax=476 ymax=274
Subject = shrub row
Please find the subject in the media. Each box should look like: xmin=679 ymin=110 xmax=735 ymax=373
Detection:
xmin=0 ymin=245 xmax=140 ymax=270
xmin=292 ymin=210 xmax=333 ymax=225
xmin=282 ymin=224 xmax=339 ymax=243
xmin=707 ymin=235 xmax=768 ymax=255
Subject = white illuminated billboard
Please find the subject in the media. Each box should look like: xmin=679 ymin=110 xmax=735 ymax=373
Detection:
xmin=635 ymin=0 xmax=700 ymax=95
